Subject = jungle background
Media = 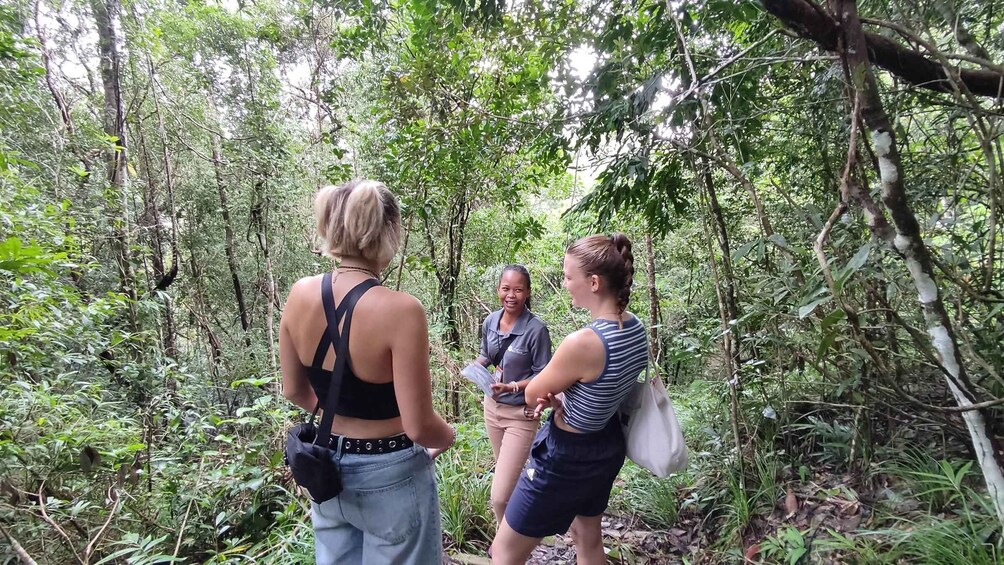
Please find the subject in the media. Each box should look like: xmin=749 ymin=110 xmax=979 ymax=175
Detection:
xmin=1 ymin=0 xmax=1003 ymax=562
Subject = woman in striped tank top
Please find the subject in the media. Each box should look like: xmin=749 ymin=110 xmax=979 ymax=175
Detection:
xmin=491 ymin=233 xmax=648 ymax=565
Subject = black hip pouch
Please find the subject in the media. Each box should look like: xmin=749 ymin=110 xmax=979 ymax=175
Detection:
xmin=285 ymin=422 xmax=343 ymax=503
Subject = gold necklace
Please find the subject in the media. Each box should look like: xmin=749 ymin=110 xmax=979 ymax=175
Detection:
xmin=337 ymin=265 xmax=380 ymax=279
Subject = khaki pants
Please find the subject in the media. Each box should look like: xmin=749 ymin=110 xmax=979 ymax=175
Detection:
xmin=483 ymin=396 xmax=540 ymax=524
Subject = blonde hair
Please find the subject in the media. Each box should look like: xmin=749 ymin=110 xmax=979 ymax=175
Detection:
xmin=315 ymin=179 xmax=401 ymax=265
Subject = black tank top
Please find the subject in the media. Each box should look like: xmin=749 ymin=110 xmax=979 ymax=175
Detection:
xmin=306 ymin=273 xmax=400 ymax=420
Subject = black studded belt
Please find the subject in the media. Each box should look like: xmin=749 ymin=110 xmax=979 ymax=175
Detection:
xmin=329 ymin=432 xmax=414 ymax=455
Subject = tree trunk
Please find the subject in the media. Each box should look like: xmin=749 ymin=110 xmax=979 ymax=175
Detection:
xmin=645 ymin=232 xmax=661 ymax=367
xmin=443 ymin=189 xmax=472 ymax=348
xmin=34 ymin=1 xmax=92 ymax=185
xmin=188 ymin=241 xmax=226 ymax=407
xmin=425 ymin=185 xmax=473 ymax=418
xmin=149 ymin=62 xmax=180 ymax=358
xmin=134 ymin=119 xmax=177 ymax=359
xmin=395 ymin=215 xmax=414 ymax=291
xmin=699 ymin=157 xmax=745 ymax=477
xmin=835 ymin=0 xmax=1004 ymax=528
xmin=209 ymin=127 xmax=251 ymax=336
xmin=251 ymin=184 xmax=278 ymax=380
xmin=760 ymin=0 xmax=1004 ymax=98
xmin=90 ymin=0 xmax=139 ymax=331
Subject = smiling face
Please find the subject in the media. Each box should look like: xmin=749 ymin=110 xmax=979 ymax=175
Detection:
xmin=562 ymin=253 xmax=595 ymax=309
xmin=497 ymin=269 xmax=530 ymax=316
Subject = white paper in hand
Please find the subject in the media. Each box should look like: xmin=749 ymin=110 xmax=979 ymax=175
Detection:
xmin=461 ymin=363 xmax=495 ymax=396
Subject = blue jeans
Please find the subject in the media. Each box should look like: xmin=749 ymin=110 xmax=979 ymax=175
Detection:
xmin=310 ymin=443 xmax=441 ymax=564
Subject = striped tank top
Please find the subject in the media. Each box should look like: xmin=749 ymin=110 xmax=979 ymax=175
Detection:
xmin=561 ymin=314 xmax=648 ymax=433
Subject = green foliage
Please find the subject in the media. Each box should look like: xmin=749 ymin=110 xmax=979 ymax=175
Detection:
xmin=435 ymin=423 xmax=495 ymax=553
xmin=877 ymin=449 xmax=989 ymax=520
xmin=614 ymin=462 xmax=684 ymax=529
xmin=570 ymin=152 xmax=690 ymax=235
xmin=816 ymin=517 xmax=1001 ymax=565
xmin=760 ymin=526 xmax=809 ymax=565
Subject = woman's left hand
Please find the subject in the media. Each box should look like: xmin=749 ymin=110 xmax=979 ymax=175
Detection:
xmin=533 ymin=392 xmax=563 ymax=419
xmin=489 ymin=381 xmax=518 ymax=399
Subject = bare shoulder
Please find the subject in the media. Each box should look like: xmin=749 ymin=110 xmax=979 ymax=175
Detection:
xmin=288 ymin=274 xmax=323 ymax=297
xmin=369 ymin=287 xmax=426 ymax=318
xmin=283 ymin=274 xmax=323 ymax=309
xmin=557 ymin=327 xmax=603 ymax=355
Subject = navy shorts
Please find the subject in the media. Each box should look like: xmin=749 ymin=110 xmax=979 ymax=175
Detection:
xmin=504 ymin=412 xmax=626 ymax=538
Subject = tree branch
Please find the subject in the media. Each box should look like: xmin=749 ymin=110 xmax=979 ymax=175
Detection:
xmin=84 ymin=487 xmax=121 ymax=562
xmin=0 ymin=523 xmax=38 ymax=565
xmin=761 ymin=0 xmax=1004 ymax=98
xmin=34 ymin=485 xmax=85 ymax=565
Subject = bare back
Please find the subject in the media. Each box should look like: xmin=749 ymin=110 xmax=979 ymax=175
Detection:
xmin=283 ymin=272 xmax=409 ymax=438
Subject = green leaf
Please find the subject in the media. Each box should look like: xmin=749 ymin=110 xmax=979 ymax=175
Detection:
xmin=798 ymin=295 xmax=830 ymax=319
xmin=816 ymin=329 xmax=838 ymax=361
xmin=984 ymin=302 xmax=1003 ymax=322
xmin=230 ymin=375 xmax=275 ymax=388
xmin=835 ymin=243 xmax=873 ymax=291
xmin=886 ymin=282 xmax=899 ymax=302
xmin=732 ymin=239 xmax=758 ymax=261
xmin=767 ymin=233 xmax=791 ymax=250
xmin=820 ymin=308 xmax=845 ymax=332
xmin=847 ymin=242 xmax=872 ymax=271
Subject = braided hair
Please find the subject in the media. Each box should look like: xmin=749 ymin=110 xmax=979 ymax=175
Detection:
xmin=566 ymin=232 xmax=635 ymax=325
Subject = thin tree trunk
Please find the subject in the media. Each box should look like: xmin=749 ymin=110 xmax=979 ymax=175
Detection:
xmin=262 ymin=231 xmax=278 ymax=378
xmin=134 ymin=118 xmax=178 ymax=360
xmin=0 ymin=524 xmax=38 ymax=565
xmin=91 ymin=0 xmax=139 ymax=331
xmin=701 ymin=159 xmax=740 ymax=329
xmin=251 ymin=186 xmax=278 ymax=379
xmin=436 ymin=186 xmax=473 ymax=418
xmin=645 ymin=232 xmax=661 ymax=367
xmin=136 ymin=126 xmax=164 ymax=289
xmin=980 ymin=139 xmax=998 ymax=293
xmin=699 ymin=157 xmax=745 ymax=479
xmin=34 ymin=0 xmax=91 ymax=182
xmin=149 ymin=62 xmax=180 ymax=358
xmin=395 ymin=215 xmax=414 ymax=291
xmin=669 ymin=6 xmax=802 ymax=281
xmin=208 ymin=124 xmax=251 ymax=335
xmin=421 ymin=205 xmax=459 ymax=418
xmin=836 ymin=0 xmax=1004 ymax=528
xmin=188 ymin=237 xmax=225 ymax=406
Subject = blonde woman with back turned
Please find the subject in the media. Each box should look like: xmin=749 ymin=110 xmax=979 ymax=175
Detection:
xmin=280 ymin=179 xmax=455 ymax=564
